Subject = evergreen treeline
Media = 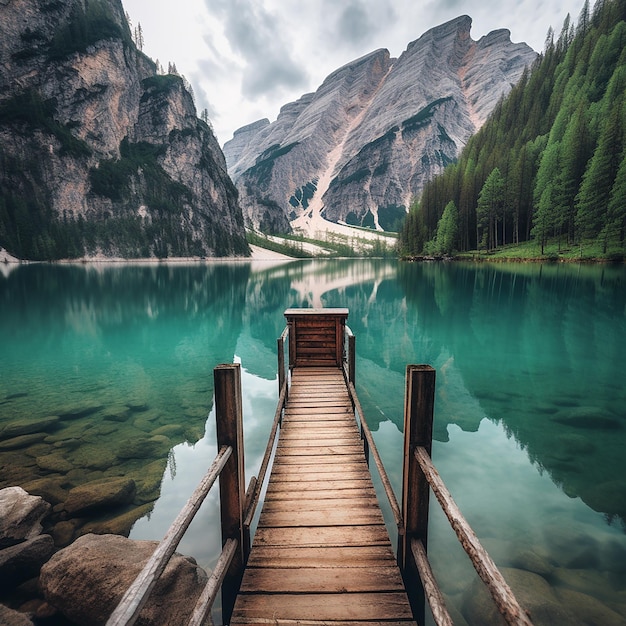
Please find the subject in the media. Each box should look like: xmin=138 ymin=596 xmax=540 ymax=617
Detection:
xmin=399 ymin=0 xmax=626 ymax=257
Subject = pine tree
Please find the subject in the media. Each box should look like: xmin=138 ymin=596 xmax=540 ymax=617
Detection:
xmin=476 ymin=168 xmax=505 ymax=250
xmin=554 ymin=100 xmax=592 ymax=243
xmin=532 ymin=141 xmax=560 ymax=250
xmin=435 ymin=201 xmax=459 ymax=254
xmin=576 ymin=100 xmax=622 ymax=243
xmin=135 ymin=22 xmax=144 ymax=51
xmin=602 ymin=149 xmax=626 ymax=249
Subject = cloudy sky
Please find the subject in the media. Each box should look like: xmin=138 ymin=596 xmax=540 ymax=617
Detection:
xmin=123 ymin=0 xmax=585 ymax=146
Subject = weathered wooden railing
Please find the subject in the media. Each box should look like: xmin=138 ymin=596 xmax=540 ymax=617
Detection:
xmin=106 ymin=308 xmax=532 ymax=626
xmin=343 ymin=329 xmax=533 ymax=626
xmin=106 ymin=333 xmax=291 ymax=626
xmin=106 ymin=365 xmax=246 ymax=626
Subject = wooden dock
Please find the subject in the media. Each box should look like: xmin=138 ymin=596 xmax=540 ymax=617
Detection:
xmin=107 ymin=307 xmax=533 ymax=626
xmin=230 ymin=365 xmax=416 ymax=624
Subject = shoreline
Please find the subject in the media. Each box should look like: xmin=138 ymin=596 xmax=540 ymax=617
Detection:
xmin=0 ymin=245 xmax=296 ymax=266
xmin=3 ymin=247 xmax=624 ymax=267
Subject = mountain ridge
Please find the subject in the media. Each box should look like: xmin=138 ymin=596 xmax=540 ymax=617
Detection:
xmin=0 ymin=0 xmax=248 ymax=261
xmin=224 ymin=15 xmax=537 ymax=235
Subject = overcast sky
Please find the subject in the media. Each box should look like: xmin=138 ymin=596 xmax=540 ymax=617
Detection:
xmin=122 ymin=0 xmax=585 ymax=146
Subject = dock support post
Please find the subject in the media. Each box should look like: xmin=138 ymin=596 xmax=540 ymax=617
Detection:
xmin=347 ymin=333 xmax=356 ymax=385
xmin=277 ymin=336 xmax=285 ymax=394
xmin=214 ymin=364 xmax=245 ymax=626
xmin=399 ymin=364 xmax=436 ymax=622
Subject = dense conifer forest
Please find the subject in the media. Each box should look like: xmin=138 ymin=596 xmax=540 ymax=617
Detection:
xmin=399 ymin=0 xmax=626 ymax=258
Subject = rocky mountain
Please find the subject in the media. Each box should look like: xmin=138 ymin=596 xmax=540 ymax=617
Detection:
xmin=224 ymin=16 xmax=537 ymax=234
xmin=0 ymin=0 xmax=248 ymax=260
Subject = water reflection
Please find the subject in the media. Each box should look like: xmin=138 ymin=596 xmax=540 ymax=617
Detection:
xmin=2 ymin=260 xmax=625 ymax=525
xmin=1 ymin=259 xmax=626 ymax=623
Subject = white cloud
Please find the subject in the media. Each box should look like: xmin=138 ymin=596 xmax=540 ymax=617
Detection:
xmin=123 ymin=0 xmax=585 ymax=145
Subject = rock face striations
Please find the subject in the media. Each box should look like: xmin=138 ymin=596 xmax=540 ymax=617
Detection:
xmin=224 ymin=16 xmax=536 ymax=234
xmin=0 ymin=0 xmax=248 ymax=260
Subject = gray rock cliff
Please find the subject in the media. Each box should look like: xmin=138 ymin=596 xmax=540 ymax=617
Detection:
xmin=224 ymin=16 xmax=536 ymax=233
xmin=0 ymin=0 xmax=248 ymax=259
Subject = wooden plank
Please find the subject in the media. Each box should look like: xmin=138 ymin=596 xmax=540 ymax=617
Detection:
xmin=276 ymin=443 xmax=363 ymax=454
xmin=239 ymin=566 xmax=406 ymax=593
xmin=231 ymin=593 xmax=414 ymax=621
xmin=283 ymin=400 xmax=353 ymax=408
xmin=286 ymin=391 xmax=348 ymax=400
xmin=265 ymin=482 xmax=378 ymax=506
xmin=267 ymin=469 xmax=371 ymax=481
xmin=258 ymin=509 xmax=384 ymax=527
xmin=280 ymin=418 xmax=354 ymax=426
xmin=260 ymin=496 xmax=379 ymax=512
xmin=280 ymin=425 xmax=356 ymax=433
xmin=230 ymin=620 xmax=413 ymax=626
xmin=275 ymin=445 xmax=364 ymax=456
xmin=277 ymin=436 xmax=359 ymax=446
xmin=272 ymin=455 xmax=366 ymax=466
xmin=291 ymin=376 xmax=344 ymax=382
xmin=283 ymin=407 xmax=353 ymax=417
xmin=246 ymin=545 xmax=397 ymax=568
xmin=252 ymin=525 xmax=392 ymax=547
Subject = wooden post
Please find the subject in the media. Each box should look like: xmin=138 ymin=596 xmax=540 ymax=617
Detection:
xmin=287 ymin=315 xmax=296 ymax=369
xmin=347 ymin=332 xmax=356 ymax=385
xmin=277 ymin=335 xmax=285 ymax=394
xmin=399 ymin=364 xmax=436 ymax=622
xmin=214 ymin=364 xmax=245 ymax=625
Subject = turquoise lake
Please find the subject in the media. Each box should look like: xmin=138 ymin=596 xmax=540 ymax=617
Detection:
xmin=1 ymin=259 xmax=625 ymax=624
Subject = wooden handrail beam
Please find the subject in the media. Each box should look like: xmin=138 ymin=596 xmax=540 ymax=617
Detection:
xmin=410 ymin=538 xmax=453 ymax=626
xmin=243 ymin=378 xmax=287 ymax=529
xmin=105 ymin=445 xmax=233 ymax=626
xmin=187 ymin=537 xmax=239 ymax=626
xmin=414 ymin=446 xmax=533 ymax=626
xmin=347 ymin=380 xmax=403 ymax=531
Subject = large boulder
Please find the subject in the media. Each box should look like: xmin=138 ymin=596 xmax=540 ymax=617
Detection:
xmin=40 ymin=534 xmax=208 ymax=626
xmin=0 ymin=534 xmax=54 ymax=588
xmin=0 ymin=487 xmax=50 ymax=549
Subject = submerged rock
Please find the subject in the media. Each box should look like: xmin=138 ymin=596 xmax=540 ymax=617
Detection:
xmin=22 ymin=478 xmax=70 ymax=507
xmin=57 ymin=405 xmax=104 ymax=421
xmin=80 ymin=502 xmax=154 ymax=537
xmin=0 ymin=604 xmax=33 ymax=626
xmin=461 ymin=567 xmax=579 ymax=625
xmin=35 ymin=453 xmax=74 ymax=474
xmin=40 ymin=534 xmax=208 ymax=626
xmin=0 ymin=534 xmax=54 ymax=588
xmin=0 ymin=433 xmax=47 ymax=451
xmin=0 ymin=487 xmax=50 ymax=549
xmin=117 ymin=436 xmax=170 ymax=460
xmin=551 ymin=407 xmax=621 ymax=431
xmin=554 ymin=587 xmax=626 ymax=626
xmin=67 ymin=444 xmax=118 ymax=471
xmin=64 ymin=477 xmax=136 ymax=516
xmin=0 ymin=417 xmax=60 ymax=440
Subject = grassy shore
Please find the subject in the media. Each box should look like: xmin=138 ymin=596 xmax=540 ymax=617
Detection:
xmin=453 ymin=239 xmax=626 ymax=263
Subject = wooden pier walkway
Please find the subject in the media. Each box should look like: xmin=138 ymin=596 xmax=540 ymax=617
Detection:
xmin=107 ymin=307 xmax=533 ymax=626
xmin=230 ymin=365 xmax=416 ymax=624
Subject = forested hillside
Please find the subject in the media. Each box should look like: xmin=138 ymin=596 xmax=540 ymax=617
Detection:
xmin=399 ymin=0 xmax=626 ymax=258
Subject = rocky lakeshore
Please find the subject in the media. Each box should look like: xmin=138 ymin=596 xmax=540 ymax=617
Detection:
xmin=0 ymin=487 xmax=207 ymax=625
